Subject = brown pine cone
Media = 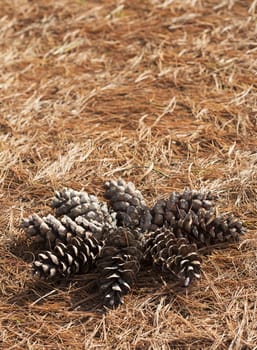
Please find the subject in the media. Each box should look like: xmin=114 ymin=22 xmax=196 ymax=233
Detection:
xmin=51 ymin=187 xmax=117 ymax=238
xmin=33 ymin=234 xmax=103 ymax=279
xmin=151 ymin=189 xmax=216 ymax=231
xmin=104 ymin=179 xmax=152 ymax=231
xmin=201 ymin=214 xmax=245 ymax=246
xmin=96 ymin=227 xmax=143 ymax=308
xmin=143 ymin=227 xmax=202 ymax=287
xmin=22 ymin=213 xmax=102 ymax=248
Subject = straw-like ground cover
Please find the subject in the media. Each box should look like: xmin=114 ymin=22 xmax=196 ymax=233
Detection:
xmin=0 ymin=0 xmax=257 ymax=349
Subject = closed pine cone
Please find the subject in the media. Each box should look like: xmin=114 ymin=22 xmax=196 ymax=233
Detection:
xmin=104 ymin=179 xmax=152 ymax=231
xmin=143 ymin=227 xmax=202 ymax=287
xmin=96 ymin=227 xmax=143 ymax=308
xmin=33 ymin=234 xmax=103 ymax=279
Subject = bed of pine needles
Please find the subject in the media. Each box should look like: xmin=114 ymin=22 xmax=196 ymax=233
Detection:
xmin=0 ymin=0 xmax=257 ymax=349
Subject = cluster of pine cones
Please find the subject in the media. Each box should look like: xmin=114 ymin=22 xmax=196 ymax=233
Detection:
xmin=21 ymin=179 xmax=245 ymax=308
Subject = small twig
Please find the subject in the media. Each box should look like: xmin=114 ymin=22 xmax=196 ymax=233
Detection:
xmin=30 ymin=289 xmax=57 ymax=306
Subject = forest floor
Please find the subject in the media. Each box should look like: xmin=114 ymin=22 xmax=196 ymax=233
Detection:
xmin=0 ymin=0 xmax=257 ymax=349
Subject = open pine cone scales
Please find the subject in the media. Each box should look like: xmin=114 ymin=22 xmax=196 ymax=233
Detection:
xmin=33 ymin=234 xmax=103 ymax=279
xmin=104 ymin=179 xmax=152 ymax=231
xmin=96 ymin=227 xmax=143 ymax=308
xmin=51 ymin=188 xmax=99 ymax=217
xmin=22 ymin=214 xmax=73 ymax=246
xmin=51 ymin=188 xmax=117 ymax=238
xmin=143 ymin=227 xmax=202 ymax=286
xmin=202 ymin=215 xmax=245 ymax=244
xmin=171 ymin=209 xmax=244 ymax=247
xmin=151 ymin=189 xmax=216 ymax=230
xmin=22 ymin=213 xmax=102 ymax=247
xmin=150 ymin=189 xmax=244 ymax=246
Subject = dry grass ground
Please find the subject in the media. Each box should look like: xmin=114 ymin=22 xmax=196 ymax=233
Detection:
xmin=0 ymin=0 xmax=257 ymax=349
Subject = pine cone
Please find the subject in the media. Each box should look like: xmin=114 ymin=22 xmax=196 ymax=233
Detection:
xmin=143 ymin=227 xmax=202 ymax=287
xmin=51 ymin=188 xmax=117 ymax=238
xmin=166 ymin=208 xmax=245 ymax=247
xmin=151 ymin=190 xmax=245 ymax=246
xmin=200 ymin=214 xmax=245 ymax=246
xmin=51 ymin=188 xmax=98 ymax=217
xmin=22 ymin=213 xmax=99 ymax=247
xmin=33 ymin=234 xmax=103 ymax=279
xmin=151 ymin=189 xmax=216 ymax=230
xmin=104 ymin=179 xmax=152 ymax=231
xmin=96 ymin=227 xmax=143 ymax=308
